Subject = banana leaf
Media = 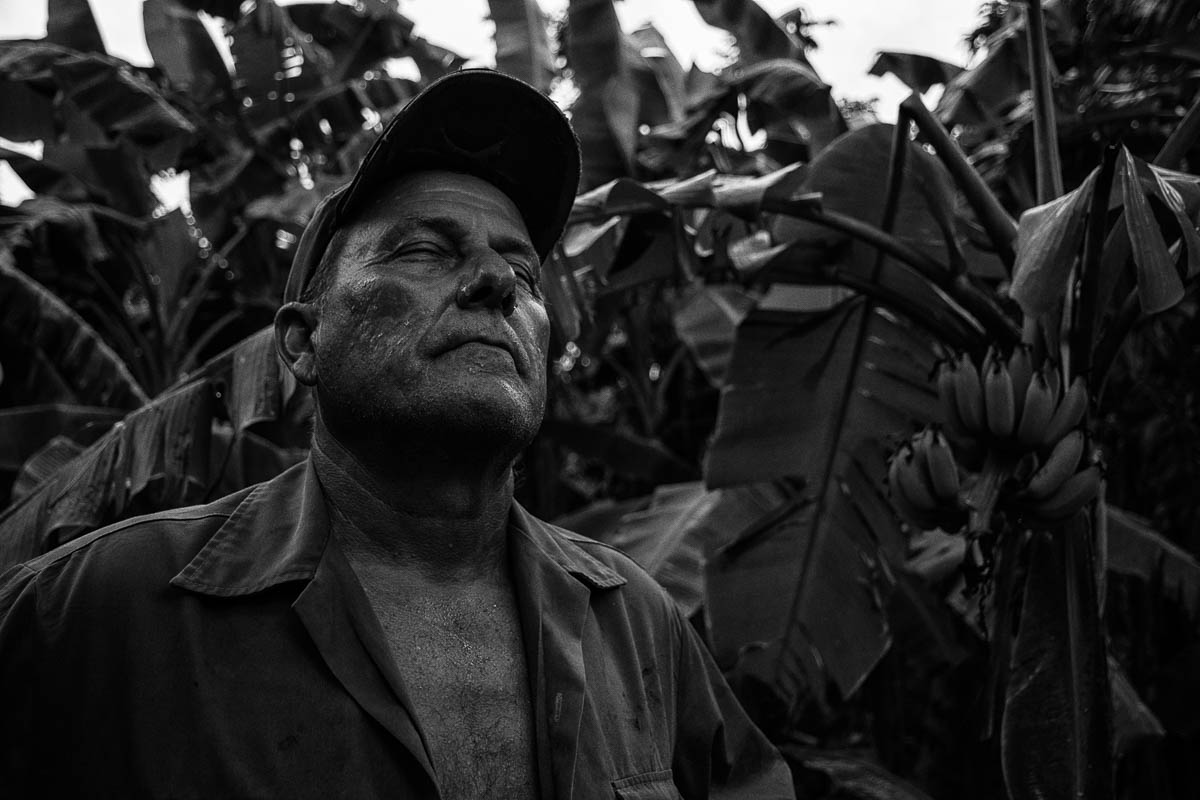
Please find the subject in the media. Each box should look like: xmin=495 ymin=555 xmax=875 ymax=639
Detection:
xmin=0 ymin=248 xmax=147 ymax=409
xmin=47 ymin=0 xmax=106 ymax=54
xmin=227 ymin=0 xmax=334 ymax=135
xmin=286 ymin=1 xmax=420 ymax=85
xmin=566 ymin=0 xmax=634 ymax=188
xmin=688 ymin=0 xmax=800 ymax=64
xmin=609 ymin=482 xmax=717 ymax=615
xmin=705 ymin=296 xmax=938 ymax=700
xmin=1002 ymin=519 xmax=1113 ymax=800
xmin=869 ymin=51 xmax=964 ymax=94
xmin=0 ymin=327 xmax=301 ymax=570
xmin=143 ymin=0 xmax=237 ymax=112
xmin=1106 ymin=504 xmax=1200 ymax=625
xmin=0 ymin=405 xmax=123 ymax=473
xmin=1008 ymin=165 xmax=1096 ymax=317
xmin=672 ymin=285 xmax=756 ymax=388
xmin=487 ymin=0 xmax=555 ymax=92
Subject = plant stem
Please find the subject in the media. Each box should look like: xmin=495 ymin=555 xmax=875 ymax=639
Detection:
xmin=873 ymin=107 xmax=911 ymax=276
xmin=763 ymin=199 xmax=1022 ymax=345
xmin=1072 ymin=145 xmax=1120 ymax=381
xmin=1024 ymin=0 xmax=1064 ymax=204
xmin=901 ymin=93 xmax=1018 ymax=269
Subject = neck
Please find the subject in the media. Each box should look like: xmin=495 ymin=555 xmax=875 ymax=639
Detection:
xmin=310 ymin=412 xmax=517 ymax=583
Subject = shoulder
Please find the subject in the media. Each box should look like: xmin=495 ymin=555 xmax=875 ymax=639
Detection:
xmin=524 ymin=512 xmax=684 ymax=621
xmin=7 ymin=483 xmax=254 ymax=592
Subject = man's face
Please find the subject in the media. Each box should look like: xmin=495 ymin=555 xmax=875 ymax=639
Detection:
xmin=308 ymin=170 xmax=550 ymax=454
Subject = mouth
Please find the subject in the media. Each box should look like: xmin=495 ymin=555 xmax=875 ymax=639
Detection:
xmin=440 ymin=335 xmax=518 ymax=365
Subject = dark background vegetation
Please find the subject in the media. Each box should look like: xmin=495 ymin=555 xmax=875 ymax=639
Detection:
xmin=1 ymin=0 xmax=1198 ymax=796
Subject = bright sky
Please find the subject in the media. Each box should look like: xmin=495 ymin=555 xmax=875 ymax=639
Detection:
xmin=0 ymin=0 xmax=981 ymax=202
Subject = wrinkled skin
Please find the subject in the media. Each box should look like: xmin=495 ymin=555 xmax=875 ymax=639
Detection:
xmin=281 ymin=170 xmax=550 ymax=474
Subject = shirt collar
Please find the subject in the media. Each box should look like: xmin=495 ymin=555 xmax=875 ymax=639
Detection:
xmin=171 ymin=458 xmax=625 ymax=596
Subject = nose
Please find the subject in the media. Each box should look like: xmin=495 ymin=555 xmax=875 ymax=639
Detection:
xmin=456 ymin=256 xmax=517 ymax=316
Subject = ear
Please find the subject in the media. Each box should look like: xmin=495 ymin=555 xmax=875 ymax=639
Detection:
xmin=274 ymin=301 xmax=320 ymax=386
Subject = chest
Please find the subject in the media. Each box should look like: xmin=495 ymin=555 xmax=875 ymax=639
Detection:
xmin=368 ymin=589 xmax=540 ymax=800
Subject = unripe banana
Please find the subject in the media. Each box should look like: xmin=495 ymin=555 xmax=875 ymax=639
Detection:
xmin=1025 ymin=464 xmax=1103 ymax=522
xmin=1021 ymin=429 xmax=1086 ymax=500
xmin=952 ymin=352 xmax=985 ymax=434
xmin=899 ymin=437 xmax=940 ymax=512
xmin=1015 ymin=371 xmax=1055 ymax=449
xmin=924 ymin=429 xmax=961 ymax=503
xmin=1041 ymin=376 xmax=1088 ymax=449
xmin=1046 ymin=362 xmax=1065 ymax=400
xmin=1007 ymin=345 xmax=1034 ymax=421
xmin=984 ymin=359 xmax=1016 ymax=439
xmin=936 ymin=361 xmax=968 ymax=438
xmin=888 ymin=449 xmax=941 ymax=530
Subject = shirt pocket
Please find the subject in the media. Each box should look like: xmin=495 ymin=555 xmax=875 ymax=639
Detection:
xmin=611 ymin=768 xmax=683 ymax=800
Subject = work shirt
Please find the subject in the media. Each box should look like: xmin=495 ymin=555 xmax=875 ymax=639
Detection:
xmin=0 ymin=459 xmax=794 ymax=799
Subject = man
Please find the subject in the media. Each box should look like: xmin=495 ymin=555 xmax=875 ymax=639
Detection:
xmin=0 ymin=70 xmax=793 ymax=798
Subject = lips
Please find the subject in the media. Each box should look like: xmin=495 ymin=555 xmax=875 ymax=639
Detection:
xmin=436 ymin=332 xmax=521 ymax=367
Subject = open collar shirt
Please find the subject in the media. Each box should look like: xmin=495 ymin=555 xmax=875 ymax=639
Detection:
xmin=0 ymin=460 xmax=794 ymax=799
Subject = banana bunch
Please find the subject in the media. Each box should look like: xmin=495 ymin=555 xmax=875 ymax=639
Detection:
xmin=1014 ymin=429 xmax=1104 ymax=524
xmin=887 ymin=428 xmax=967 ymax=531
xmin=937 ymin=346 xmax=1089 ymax=452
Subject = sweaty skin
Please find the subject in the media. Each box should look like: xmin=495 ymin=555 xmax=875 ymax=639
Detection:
xmin=274 ymin=171 xmax=549 ymax=799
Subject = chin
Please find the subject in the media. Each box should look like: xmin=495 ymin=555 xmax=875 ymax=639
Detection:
xmin=319 ymin=381 xmax=544 ymax=458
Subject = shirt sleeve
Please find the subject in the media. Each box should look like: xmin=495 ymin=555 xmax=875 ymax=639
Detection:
xmin=0 ymin=564 xmax=39 ymax=792
xmin=668 ymin=606 xmax=796 ymax=800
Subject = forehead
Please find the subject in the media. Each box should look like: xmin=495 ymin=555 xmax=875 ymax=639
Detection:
xmin=348 ymin=170 xmax=530 ymax=241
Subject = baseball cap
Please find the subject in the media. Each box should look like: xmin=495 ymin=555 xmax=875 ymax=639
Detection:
xmin=282 ymin=69 xmax=581 ymax=304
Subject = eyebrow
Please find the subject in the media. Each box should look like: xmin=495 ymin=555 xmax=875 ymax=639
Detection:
xmin=396 ymin=214 xmax=539 ymax=264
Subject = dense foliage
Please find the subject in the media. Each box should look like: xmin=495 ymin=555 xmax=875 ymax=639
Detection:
xmin=1 ymin=0 xmax=1198 ymax=796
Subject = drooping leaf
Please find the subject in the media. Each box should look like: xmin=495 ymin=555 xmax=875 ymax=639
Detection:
xmin=627 ymin=25 xmax=688 ymax=125
xmin=1119 ymin=146 xmax=1185 ymax=314
xmin=609 ymin=481 xmax=719 ymax=615
xmin=868 ymin=51 xmax=964 ymax=94
xmin=1109 ymin=656 xmax=1165 ymax=759
xmin=737 ymin=58 xmax=845 ymax=157
xmin=487 ymin=0 xmax=555 ymax=92
xmin=768 ymin=124 xmax=959 ymax=275
xmin=0 ymin=326 xmax=302 ymax=570
xmin=286 ymin=0 xmax=419 ymax=85
xmin=705 ymin=298 xmax=938 ymax=698
xmin=46 ymin=0 xmax=107 ymax=54
xmin=936 ymin=22 xmax=1030 ymax=130
xmin=1106 ymin=504 xmax=1200 ymax=624
xmin=0 ymin=405 xmax=124 ymax=473
xmin=784 ymin=747 xmax=936 ymax=800
xmin=689 ymin=0 xmax=801 ymax=63
xmin=0 ymin=248 xmax=148 ymax=410
xmin=1009 ymin=166 xmax=1097 ymax=316
xmin=1141 ymin=160 xmax=1200 ymax=280
xmin=11 ymin=436 xmax=84 ymax=502
xmin=551 ymin=495 xmax=650 ymax=545
xmin=0 ymin=78 xmax=56 ymax=141
xmin=570 ymin=178 xmax=670 ymax=223
xmin=137 ymin=209 xmax=201 ymax=324
xmin=0 ymin=379 xmax=213 ymax=569
xmin=228 ymin=0 xmax=334 ymax=135
xmin=539 ymin=418 xmax=699 ymax=484
xmin=50 ymin=53 xmax=197 ymax=170
xmin=566 ymin=0 xmax=634 ymax=188
xmin=735 ymin=233 xmax=987 ymax=351
xmin=143 ymin=0 xmax=237 ymax=110
xmin=1002 ymin=520 xmax=1113 ymax=800
xmin=672 ymin=285 xmax=756 ymax=388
